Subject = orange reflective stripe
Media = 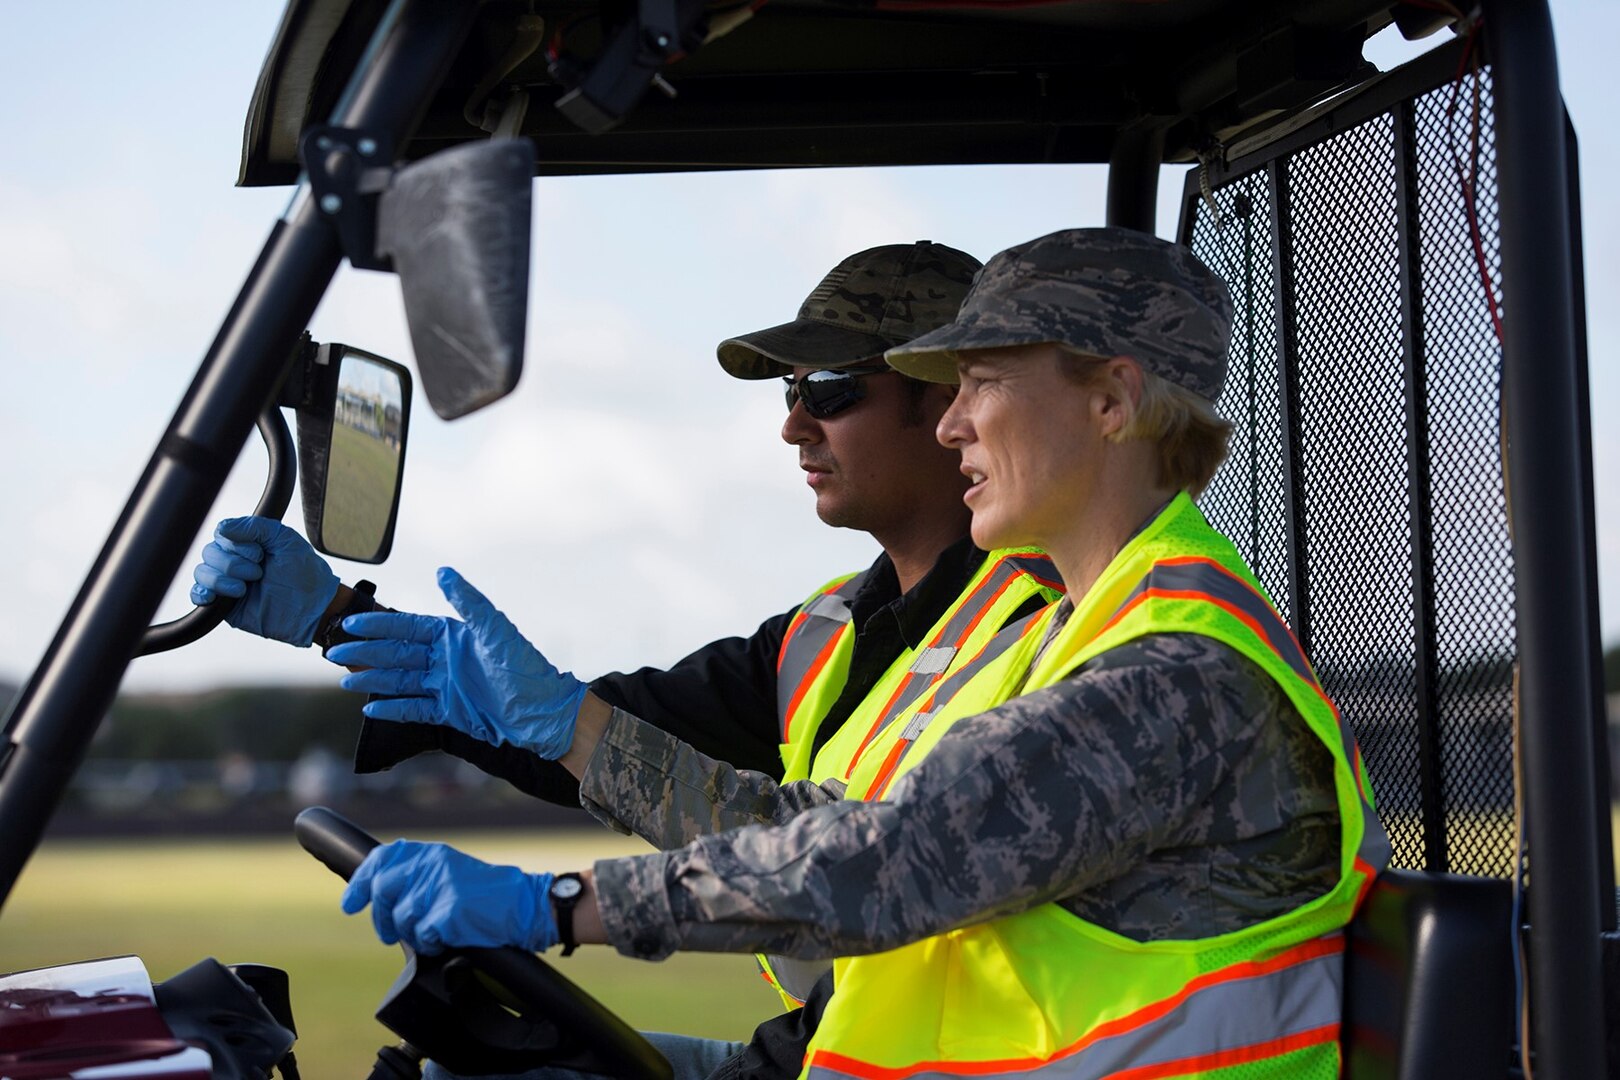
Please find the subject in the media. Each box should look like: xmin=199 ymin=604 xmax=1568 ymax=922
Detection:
xmin=805 ymin=1048 xmax=1010 ymax=1080
xmin=843 ymin=554 xmax=1053 ymax=779
xmin=778 ymin=608 xmax=815 ymax=669
xmin=844 ymin=682 xmax=922 ymax=779
xmin=1102 ymin=580 xmax=1336 ymax=719
xmin=1102 ymin=1024 xmax=1340 ymax=1080
xmin=1011 ymin=565 xmax=1064 ymax=596
xmin=1140 ymin=557 xmax=1322 ymax=686
xmin=865 ymin=739 xmax=913 ymax=802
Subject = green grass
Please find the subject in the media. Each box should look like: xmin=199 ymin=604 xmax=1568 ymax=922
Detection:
xmin=0 ymin=829 xmax=782 ymax=1077
xmin=324 ymin=422 xmax=401 ymax=558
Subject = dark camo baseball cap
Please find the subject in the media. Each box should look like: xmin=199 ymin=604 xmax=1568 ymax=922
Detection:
xmin=717 ymin=241 xmax=981 ymax=379
xmin=885 ymin=227 xmax=1233 ymax=402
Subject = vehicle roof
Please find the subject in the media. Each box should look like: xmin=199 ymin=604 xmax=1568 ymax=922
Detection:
xmin=238 ymin=0 xmax=1440 ymax=185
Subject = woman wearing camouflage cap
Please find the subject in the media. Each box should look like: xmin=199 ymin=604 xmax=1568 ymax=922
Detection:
xmin=342 ymin=228 xmax=1388 ymax=1080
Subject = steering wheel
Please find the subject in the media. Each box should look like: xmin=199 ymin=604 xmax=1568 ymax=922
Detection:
xmin=294 ymin=807 xmax=672 ymax=1080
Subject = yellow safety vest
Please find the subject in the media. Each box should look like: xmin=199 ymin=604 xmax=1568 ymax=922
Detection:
xmin=800 ymin=493 xmax=1391 ymax=1080
xmin=763 ymin=549 xmax=1064 ymax=1006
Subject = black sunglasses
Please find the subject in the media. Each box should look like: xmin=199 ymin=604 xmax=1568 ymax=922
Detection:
xmin=782 ymin=365 xmax=893 ymax=419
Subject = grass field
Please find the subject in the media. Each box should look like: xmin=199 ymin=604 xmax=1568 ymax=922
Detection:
xmin=324 ymin=422 xmax=400 ymax=558
xmin=0 ymin=829 xmax=783 ymax=1077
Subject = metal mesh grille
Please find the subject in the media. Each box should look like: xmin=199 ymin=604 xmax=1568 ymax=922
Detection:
xmin=1410 ymin=69 xmax=1515 ymax=876
xmin=1289 ymin=113 xmax=1428 ymax=868
xmin=1190 ymin=172 xmax=1295 ymax=626
xmin=1188 ymin=62 xmax=1514 ymax=876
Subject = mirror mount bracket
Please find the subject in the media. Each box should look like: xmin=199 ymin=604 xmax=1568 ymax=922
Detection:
xmin=299 ymin=125 xmax=397 ymax=272
xmin=276 ymin=332 xmax=323 ymax=411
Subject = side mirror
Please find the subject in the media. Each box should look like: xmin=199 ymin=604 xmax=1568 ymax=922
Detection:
xmin=295 ymin=344 xmax=412 ymax=563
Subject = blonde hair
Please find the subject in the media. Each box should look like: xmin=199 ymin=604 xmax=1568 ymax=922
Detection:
xmin=1058 ymin=349 xmax=1232 ymax=496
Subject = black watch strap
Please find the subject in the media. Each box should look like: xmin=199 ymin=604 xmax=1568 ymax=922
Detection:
xmin=550 ymin=872 xmax=585 ymax=957
xmin=315 ymin=580 xmax=379 ymax=657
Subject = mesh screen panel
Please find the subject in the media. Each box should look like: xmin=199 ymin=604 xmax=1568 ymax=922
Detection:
xmin=1191 ymin=171 xmax=1294 ymax=626
xmin=1410 ymin=70 xmax=1515 ymax=876
xmin=1188 ymin=65 xmax=1514 ymax=876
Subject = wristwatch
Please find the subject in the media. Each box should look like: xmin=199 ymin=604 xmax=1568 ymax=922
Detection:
xmin=549 ymin=872 xmax=585 ymax=956
xmin=314 ymin=580 xmax=378 ymax=657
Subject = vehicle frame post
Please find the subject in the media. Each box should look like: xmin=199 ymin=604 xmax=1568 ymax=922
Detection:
xmin=0 ymin=0 xmax=482 ymax=910
xmin=1480 ymin=0 xmax=1608 ymax=1074
xmin=1105 ymin=124 xmax=1164 ymax=234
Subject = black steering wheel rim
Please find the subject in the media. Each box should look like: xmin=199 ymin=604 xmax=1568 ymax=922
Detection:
xmin=294 ymin=806 xmax=672 ymax=1080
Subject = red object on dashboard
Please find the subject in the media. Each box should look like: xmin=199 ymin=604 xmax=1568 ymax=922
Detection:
xmin=0 ymin=957 xmax=211 ymax=1079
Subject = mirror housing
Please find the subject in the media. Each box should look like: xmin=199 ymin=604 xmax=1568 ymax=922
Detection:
xmin=293 ymin=343 xmax=412 ymax=564
xmin=377 ymin=138 xmax=533 ymax=420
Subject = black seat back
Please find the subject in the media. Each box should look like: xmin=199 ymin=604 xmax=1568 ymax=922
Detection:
xmin=1342 ymin=869 xmax=1514 ymax=1080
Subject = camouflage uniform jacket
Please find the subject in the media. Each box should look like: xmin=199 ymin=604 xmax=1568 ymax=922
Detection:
xmin=584 ymin=623 xmax=1341 ymax=962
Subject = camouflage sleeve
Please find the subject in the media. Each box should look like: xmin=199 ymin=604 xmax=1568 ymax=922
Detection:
xmin=592 ymin=634 xmax=1326 ymax=962
xmin=579 ymin=707 xmax=845 ymax=851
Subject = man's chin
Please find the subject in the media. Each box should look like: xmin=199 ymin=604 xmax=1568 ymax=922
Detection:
xmin=813 ymin=495 xmax=863 ymax=531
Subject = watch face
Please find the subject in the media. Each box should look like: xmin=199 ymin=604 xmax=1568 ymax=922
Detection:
xmin=551 ymin=876 xmax=584 ymax=901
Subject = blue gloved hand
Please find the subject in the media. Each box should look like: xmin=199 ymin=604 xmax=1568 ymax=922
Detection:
xmin=327 ymin=567 xmax=588 ymax=759
xmin=190 ymin=516 xmax=340 ymax=647
xmin=341 ymin=839 xmax=558 ymax=955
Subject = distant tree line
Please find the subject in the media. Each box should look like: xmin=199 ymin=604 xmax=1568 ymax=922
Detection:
xmin=0 ymin=681 xmax=601 ymax=836
xmin=0 ymin=682 xmax=367 ymax=763
xmin=90 ymin=685 xmax=366 ymax=762
xmin=1 ymin=641 xmax=1617 ymax=768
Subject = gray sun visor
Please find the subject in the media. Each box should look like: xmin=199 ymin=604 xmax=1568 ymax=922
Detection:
xmin=376 ymin=138 xmax=534 ymax=420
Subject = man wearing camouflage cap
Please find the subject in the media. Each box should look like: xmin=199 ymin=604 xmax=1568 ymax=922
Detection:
xmin=191 ymin=242 xmax=1061 ymax=1078
xmin=340 ymin=227 xmax=1389 ymax=1080
xmin=326 ymin=240 xmax=1057 ymax=810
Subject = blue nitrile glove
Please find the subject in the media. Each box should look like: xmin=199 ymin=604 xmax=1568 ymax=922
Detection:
xmin=189 ymin=516 xmax=340 ymax=647
xmin=326 ymin=567 xmax=589 ymax=759
xmin=341 ymin=839 xmax=558 ymax=955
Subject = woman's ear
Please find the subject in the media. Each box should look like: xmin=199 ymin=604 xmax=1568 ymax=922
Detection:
xmin=1093 ymin=357 xmax=1144 ymax=438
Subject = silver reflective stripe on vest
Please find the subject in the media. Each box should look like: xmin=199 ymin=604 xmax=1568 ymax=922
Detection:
xmin=808 ymin=593 xmax=855 ymax=623
xmin=899 ymin=710 xmax=933 ymax=742
xmin=909 ymin=646 xmax=957 ymax=675
xmin=763 ymin=953 xmax=832 ymax=1005
xmin=804 ymin=940 xmax=1343 ymax=1080
xmin=862 ymin=553 xmax=1058 ymax=743
xmin=777 ymin=575 xmax=866 ymax=739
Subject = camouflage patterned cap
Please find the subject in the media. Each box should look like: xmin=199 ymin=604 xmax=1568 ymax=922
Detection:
xmin=717 ymin=241 xmax=981 ymax=379
xmin=884 ymin=227 xmax=1233 ymax=401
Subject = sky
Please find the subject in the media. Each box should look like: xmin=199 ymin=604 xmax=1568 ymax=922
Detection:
xmin=0 ymin=2 xmax=1615 ymax=696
